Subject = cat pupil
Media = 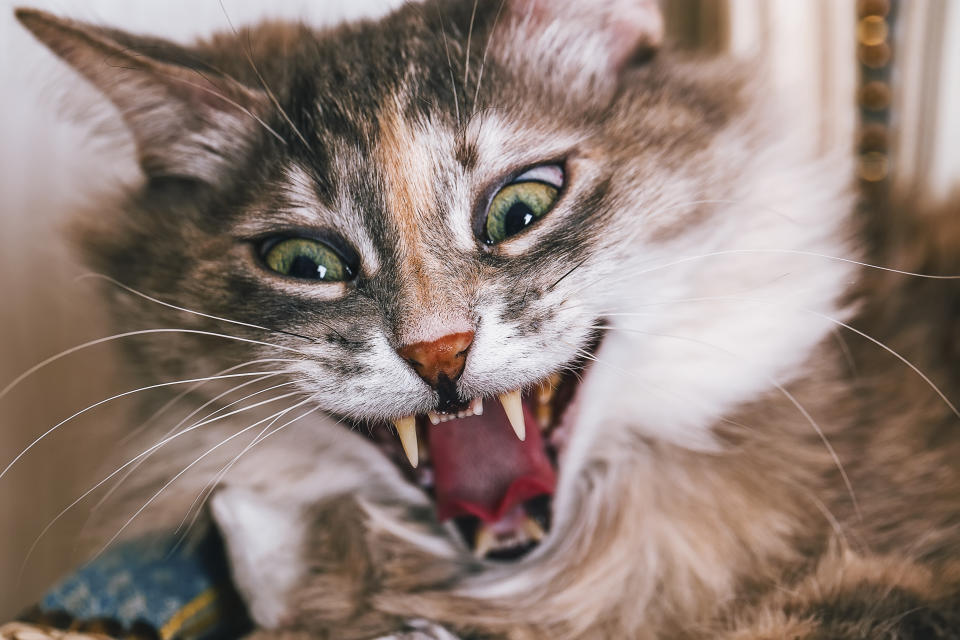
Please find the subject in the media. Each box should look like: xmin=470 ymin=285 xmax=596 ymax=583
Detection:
xmin=505 ymin=202 xmax=535 ymax=236
xmin=290 ymin=256 xmax=323 ymax=279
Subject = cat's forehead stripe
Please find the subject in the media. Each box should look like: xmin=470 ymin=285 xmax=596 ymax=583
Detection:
xmin=375 ymin=99 xmax=439 ymax=306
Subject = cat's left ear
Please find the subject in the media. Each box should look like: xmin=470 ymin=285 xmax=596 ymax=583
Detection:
xmin=497 ymin=0 xmax=663 ymax=87
xmin=15 ymin=8 xmax=270 ymax=184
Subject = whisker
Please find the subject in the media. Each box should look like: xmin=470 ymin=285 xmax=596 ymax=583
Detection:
xmin=556 ymin=338 xmax=702 ymax=408
xmin=626 ymin=248 xmax=960 ymax=281
xmin=172 ymin=413 xmax=285 ymax=538
xmin=0 ymin=371 xmax=277 ymax=481
xmin=472 ymin=0 xmax=507 ymax=112
xmin=108 ymin=56 xmax=286 ymax=144
xmin=434 ymin=4 xmax=461 ymax=127
xmin=548 ymin=258 xmax=590 ymax=291
xmin=585 ymin=324 xmax=863 ymax=520
xmin=76 ymin=273 xmax=316 ymax=342
xmin=174 ymin=398 xmax=341 ymax=545
xmin=93 ymin=377 xmax=299 ymax=513
xmin=463 ymin=0 xmax=479 ymax=88
xmin=93 ymin=396 xmax=319 ymax=560
xmin=831 ymin=328 xmax=859 ymax=379
xmin=117 ymin=359 xmax=297 ymax=448
xmin=0 ymin=327 xmax=312 ymax=404
xmin=16 ymin=389 xmax=305 ymax=579
xmin=602 ymin=295 xmax=960 ymax=420
xmin=216 ymin=0 xmax=312 ymax=150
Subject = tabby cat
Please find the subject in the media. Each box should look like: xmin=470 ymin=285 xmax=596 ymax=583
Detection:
xmin=14 ymin=0 xmax=960 ymax=638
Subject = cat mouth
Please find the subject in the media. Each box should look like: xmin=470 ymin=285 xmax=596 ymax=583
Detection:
xmin=363 ymin=345 xmax=596 ymax=561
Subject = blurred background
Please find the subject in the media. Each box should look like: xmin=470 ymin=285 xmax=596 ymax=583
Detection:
xmin=0 ymin=0 xmax=957 ymax=618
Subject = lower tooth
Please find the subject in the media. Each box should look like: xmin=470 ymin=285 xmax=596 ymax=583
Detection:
xmin=522 ymin=517 xmax=546 ymax=542
xmin=474 ymin=527 xmax=495 ymax=558
xmin=536 ymin=404 xmax=552 ymax=430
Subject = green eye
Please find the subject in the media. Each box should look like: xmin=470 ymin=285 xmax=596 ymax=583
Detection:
xmin=484 ymin=165 xmax=563 ymax=244
xmin=263 ymin=238 xmax=351 ymax=281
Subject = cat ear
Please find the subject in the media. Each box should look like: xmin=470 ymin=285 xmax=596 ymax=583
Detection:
xmin=499 ymin=0 xmax=663 ymax=85
xmin=15 ymin=8 xmax=270 ymax=183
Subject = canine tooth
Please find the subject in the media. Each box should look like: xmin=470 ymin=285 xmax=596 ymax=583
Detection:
xmin=470 ymin=397 xmax=484 ymax=415
xmin=474 ymin=526 xmax=496 ymax=558
xmin=428 ymin=411 xmax=441 ymax=425
xmin=499 ymin=390 xmax=525 ymax=441
xmin=393 ymin=416 xmax=419 ymax=468
xmin=522 ymin=517 xmax=546 ymax=542
xmin=536 ymin=403 xmax=552 ymax=430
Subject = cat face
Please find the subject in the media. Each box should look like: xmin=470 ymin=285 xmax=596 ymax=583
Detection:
xmin=19 ymin=0 xmax=856 ymax=631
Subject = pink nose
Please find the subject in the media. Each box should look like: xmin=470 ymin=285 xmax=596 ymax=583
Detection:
xmin=396 ymin=331 xmax=475 ymax=387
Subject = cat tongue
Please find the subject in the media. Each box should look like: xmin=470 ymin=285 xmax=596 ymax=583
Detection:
xmin=430 ymin=400 xmax=556 ymax=523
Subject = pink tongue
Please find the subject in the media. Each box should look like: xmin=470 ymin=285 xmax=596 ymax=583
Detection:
xmin=430 ymin=400 xmax=556 ymax=523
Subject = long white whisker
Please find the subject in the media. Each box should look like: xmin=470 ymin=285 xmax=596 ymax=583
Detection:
xmin=585 ymin=324 xmax=862 ymax=521
xmin=16 ymin=390 xmax=304 ymax=579
xmin=173 ymin=395 xmax=337 ymax=543
xmin=557 ymin=338 xmax=698 ymax=407
xmin=463 ymin=0 xmax=478 ymax=88
xmin=130 ymin=64 xmax=285 ymax=144
xmin=94 ymin=396 xmax=319 ymax=559
xmin=626 ymin=248 xmax=960 ymax=281
xmin=0 ymin=328 xmax=311 ymax=404
xmin=173 ymin=417 xmax=281 ymax=537
xmin=602 ymin=295 xmax=960 ymax=420
xmin=117 ymin=359 xmax=297 ymax=448
xmin=0 ymin=371 xmax=281 ymax=481
xmin=75 ymin=274 xmax=315 ymax=341
xmin=435 ymin=5 xmax=461 ymax=127
xmin=93 ymin=377 xmax=299 ymax=513
xmin=172 ymin=403 xmax=334 ymax=553
xmin=216 ymin=0 xmax=311 ymax=149
xmin=473 ymin=0 xmax=507 ymax=111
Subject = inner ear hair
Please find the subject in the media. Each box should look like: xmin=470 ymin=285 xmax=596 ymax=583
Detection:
xmin=15 ymin=8 xmax=272 ymax=183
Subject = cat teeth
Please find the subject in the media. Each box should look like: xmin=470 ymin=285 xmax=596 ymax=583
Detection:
xmin=473 ymin=518 xmax=545 ymax=557
xmin=393 ymin=416 xmax=419 ymax=468
xmin=498 ymin=390 xmax=526 ymax=441
xmin=535 ymin=373 xmax=562 ymax=429
xmin=474 ymin=526 xmax=495 ymax=559
xmin=522 ymin=517 xmax=546 ymax=542
xmin=427 ymin=398 xmax=485 ymax=425
xmin=470 ymin=397 xmax=484 ymax=415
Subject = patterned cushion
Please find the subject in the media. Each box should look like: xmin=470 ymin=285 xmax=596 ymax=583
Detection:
xmin=19 ymin=532 xmax=250 ymax=640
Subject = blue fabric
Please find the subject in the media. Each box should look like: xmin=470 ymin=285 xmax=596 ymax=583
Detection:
xmin=37 ymin=532 xmax=248 ymax=639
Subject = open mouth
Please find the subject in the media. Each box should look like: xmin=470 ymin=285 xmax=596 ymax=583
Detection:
xmin=362 ymin=344 xmax=595 ymax=561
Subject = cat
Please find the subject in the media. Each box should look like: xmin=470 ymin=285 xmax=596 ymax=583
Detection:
xmin=13 ymin=0 xmax=960 ymax=638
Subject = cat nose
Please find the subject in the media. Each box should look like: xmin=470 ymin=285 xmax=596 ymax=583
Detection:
xmin=397 ymin=331 xmax=475 ymax=388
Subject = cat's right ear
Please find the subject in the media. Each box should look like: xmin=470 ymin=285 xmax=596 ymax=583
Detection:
xmin=15 ymin=8 xmax=271 ymax=184
xmin=494 ymin=0 xmax=663 ymax=93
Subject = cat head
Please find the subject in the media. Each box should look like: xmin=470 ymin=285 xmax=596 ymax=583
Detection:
xmin=19 ymin=0 xmax=855 ymax=632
